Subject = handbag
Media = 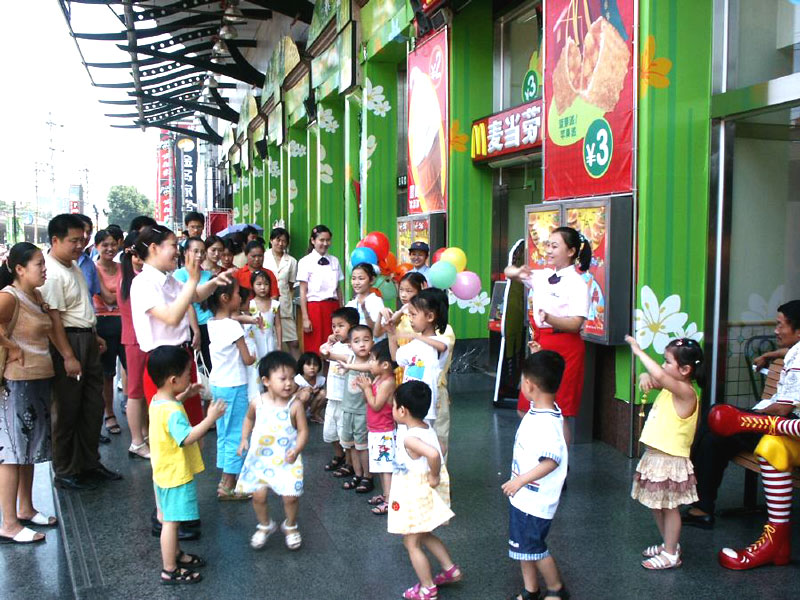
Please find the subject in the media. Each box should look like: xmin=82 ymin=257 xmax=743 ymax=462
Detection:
xmin=194 ymin=349 xmax=213 ymax=401
xmin=0 ymin=287 xmax=21 ymax=389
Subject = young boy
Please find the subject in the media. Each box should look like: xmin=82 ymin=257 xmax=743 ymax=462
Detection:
xmin=185 ymin=211 xmax=205 ymax=239
xmin=336 ymin=325 xmax=374 ymax=493
xmin=408 ymin=241 xmax=431 ymax=282
xmin=148 ymin=345 xmax=226 ymax=585
xmin=502 ymin=350 xmax=569 ymax=600
xmin=319 ymin=307 xmax=359 ymax=472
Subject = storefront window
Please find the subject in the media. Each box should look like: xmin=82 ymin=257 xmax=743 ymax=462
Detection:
xmin=726 ymin=0 xmax=800 ymax=90
xmin=721 ymin=105 xmax=800 ymax=407
xmin=495 ymin=2 xmax=542 ymax=111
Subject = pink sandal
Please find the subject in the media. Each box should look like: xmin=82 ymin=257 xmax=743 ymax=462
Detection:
xmin=402 ymin=583 xmax=438 ymax=599
xmin=432 ymin=564 xmax=462 ymax=586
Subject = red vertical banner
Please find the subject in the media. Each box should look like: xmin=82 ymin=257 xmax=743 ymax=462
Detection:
xmin=544 ymin=0 xmax=635 ymax=200
xmin=156 ymin=130 xmax=174 ymax=224
xmin=407 ymin=28 xmax=448 ymax=215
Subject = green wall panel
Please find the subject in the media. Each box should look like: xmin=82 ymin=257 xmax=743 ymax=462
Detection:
xmin=447 ymin=1 xmax=495 ymax=339
xmin=317 ymin=99 xmax=346 ymax=263
xmin=232 ymin=168 xmax=242 ymax=224
xmin=287 ymin=126 xmax=309 ymax=251
xmin=252 ymin=155 xmax=266 ymax=231
xmin=344 ymin=92 xmax=363 ymax=300
xmin=267 ymin=143 xmax=283 ymax=231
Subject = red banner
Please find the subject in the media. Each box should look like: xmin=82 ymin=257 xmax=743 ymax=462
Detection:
xmin=407 ymin=28 xmax=448 ymax=215
xmin=544 ymin=0 xmax=635 ymax=200
xmin=471 ymin=100 xmax=543 ymax=163
xmin=156 ymin=130 xmax=173 ymax=224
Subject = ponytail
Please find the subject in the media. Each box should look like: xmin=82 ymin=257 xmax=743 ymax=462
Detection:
xmin=120 ymin=230 xmax=139 ymax=301
xmin=552 ymin=226 xmax=592 ymax=272
xmin=0 ymin=242 xmax=40 ymax=290
xmin=665 ymin=338 xmax=706 ymax=388
xmin=0 ymin=263 xmax=14 ymax=290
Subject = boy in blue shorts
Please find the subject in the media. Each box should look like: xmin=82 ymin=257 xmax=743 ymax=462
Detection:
xmin=148 ymin=345 xmax=226 ymax=585
xmin=501 ymin=351 xmax=569 ymax=600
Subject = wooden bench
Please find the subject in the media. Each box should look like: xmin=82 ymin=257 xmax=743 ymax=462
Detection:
xmin=729 ymin=358 xmax=800 ymax=509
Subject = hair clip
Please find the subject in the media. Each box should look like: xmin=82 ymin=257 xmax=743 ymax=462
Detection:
xmin=578 ymin=233 xmax=587 ymax=243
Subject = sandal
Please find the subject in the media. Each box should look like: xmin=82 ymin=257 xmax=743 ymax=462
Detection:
xmin=217 ymin=485 xmax=251 ymax=501
xmin=128 ymin=442 xmax=151 ymax=459
xmin=432 ymin=564 xmax=462 ymax=586
xmin=324 ymin=456 xmax=345 ymax=471
xmin=281 ymin=520 xmax=302 ymax=550
xmin=18 ymin=512 xmax=58 ymax=527
xmin=371 ymin=502 xmax=389 ymax=515
xmin=176 ymin=551 xmax=206 ymax=568
xmin=104 ymin=415 xmax=122 ymax=435
xmin=367 ymin=494 xmax=385 ymax=506
xmin=642 ymin=542 xmax=681 ymax=558
xmin=403 ymin=583 xmax=438 ymax=599
xmin=160 ymin=567 xmax=202 ymax=585
xmin=342 ymin=476 xmax=360 ymax=490
xmin=641 ymin=550 xmax=681 ymax=570
xmin=250 ymin=520 xmax=277 ymax=549
xmin=543 ymin=587 xmax=570 ymax=599
xmin=355 ymin=477 xmax=374 ymax=494
xmin=508 ymin=591 xmax=540 ymax=600
xmin=332 ymin=464 xmax=355 ymax=478
xmin=0 ymin=526 xmax=45 ymax=544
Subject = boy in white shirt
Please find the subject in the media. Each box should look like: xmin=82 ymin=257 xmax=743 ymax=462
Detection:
xmin=319 ymin=307 xmax=359 ymax=473
xmin=502 ymin=350 xmax=569 ymax=600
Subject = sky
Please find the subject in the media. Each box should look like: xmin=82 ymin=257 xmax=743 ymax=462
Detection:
xmin=0 ymin=2 xmax=161 ymax=223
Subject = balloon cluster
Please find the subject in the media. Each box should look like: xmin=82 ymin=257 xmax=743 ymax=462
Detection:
xmin=350 ymin=233 xmax=482 ymax=300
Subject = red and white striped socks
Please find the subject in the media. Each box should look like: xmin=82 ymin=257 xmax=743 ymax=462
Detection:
xmin=775 ymin=417 xmax=800 ymax=438
xmin=760 ymin=456 xmax=793 ymax=524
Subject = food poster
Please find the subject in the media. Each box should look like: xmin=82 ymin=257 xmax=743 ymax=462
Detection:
xmin=525 ymin=207 xmax=561 ymax=270
xmin=544 ymin=0 xmax=635 ymax=200
xmin=407 ymin=28 xmax=448 ymax=214
xmin=397 ymin=219 xmax=413 ymax=264
xmin=565 ymin=204 xmax=608 ymax=338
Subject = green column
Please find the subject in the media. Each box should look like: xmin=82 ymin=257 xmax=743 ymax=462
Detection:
xmin=232 ymin=167 xmax=243 ymax=224
xmin=306 ymin=125 xmax=319 ymax=241
xmin=287 ymin=126 xmax=309 ymax=257
xmin=317 ymin=98 xmax=346 ymax=263
xmin=240 ymin=165 xmax=252 ymax=224
xmin=266 ymin=144 xmax=282 ymax=230
xmin=448 ymin=1 xmax=494 ymax=339
xmin=343 ymin=91 xmax=363 ymax=298
xmin=361 ymin=60 xmax=398 ymax=248
xmin=252 ymin=154 xmax=266 ymax=231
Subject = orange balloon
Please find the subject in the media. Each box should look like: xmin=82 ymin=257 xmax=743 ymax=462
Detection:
xmin=393 ymin=262 xmax=413 ymax=282
xmin=384 ymin=252 xmax=398 ymax=271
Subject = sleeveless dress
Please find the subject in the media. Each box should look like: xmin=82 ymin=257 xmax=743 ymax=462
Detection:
xmin=236 ymin=396 xmax=304 ymax=497
xmin=249 ymin=298 xmax=280 ymax=356
xmin=388 ymin=424 xmax=453 ymax=534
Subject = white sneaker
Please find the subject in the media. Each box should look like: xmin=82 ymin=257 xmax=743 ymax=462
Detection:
xmin=250 ymin=520 xmax=277 ymax=549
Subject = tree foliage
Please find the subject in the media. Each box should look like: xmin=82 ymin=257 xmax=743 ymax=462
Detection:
xmin=107 ymin=186 xmax=153 ymax=230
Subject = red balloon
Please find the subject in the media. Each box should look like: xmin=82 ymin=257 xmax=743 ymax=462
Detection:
xmin=432 ymin=247 xmax=447 ymax=264
xmin=356 ymin=240 xmax=366 ymax=248
xmin=361 ymin=232 xmax=390 ymax=261
xmin=393 ymin=262 xmax=413 ymax=282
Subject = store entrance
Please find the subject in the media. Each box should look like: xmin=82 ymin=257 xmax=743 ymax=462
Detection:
xmin=712 ymin=104 xmax=800 ymax=407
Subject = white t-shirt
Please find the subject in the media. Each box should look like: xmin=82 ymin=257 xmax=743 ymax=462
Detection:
xmin=509 ymin=406 xmax=568 ymax=519
xmin=130 ymin=263 xmax=190 ymax=352
xmin=396 ymin=337 xmax=450 ymax=421
xmin=207 ymin=317 xmax=248 ymax=387
xmin=295 ymin=373 xmax=326 ymax=390
xmin=325 ymin=341 xmax=353 ymax=401
xmin=346 ymin=293 xmax=386 ymax=342
xmin=39 ymin=254 xmax=97 ymax=329
xmin=523 ymin=265 xmax=589 ymax=329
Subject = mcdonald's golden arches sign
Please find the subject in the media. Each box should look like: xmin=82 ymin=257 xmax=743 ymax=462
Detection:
xmin=471 ymin=99 xmax=543 ymax=163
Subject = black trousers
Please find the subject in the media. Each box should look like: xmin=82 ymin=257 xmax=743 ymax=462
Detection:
xmin=690 ymin=408 xmax=762 ymax=514
xmin=50 ymin=331 xmax=104 ymax=477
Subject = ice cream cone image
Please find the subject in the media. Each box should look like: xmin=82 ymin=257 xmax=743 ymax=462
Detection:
xmin=409 ymin=67 xmax=446 ymax=212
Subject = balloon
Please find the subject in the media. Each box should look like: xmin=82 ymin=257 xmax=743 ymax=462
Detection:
xmin=450 ymin=271 xmax=482 ymax=300
xmin=378 ymin=251 xmax=398 ymax=276
xmin=429 ymin=260 xmax=457 ymax=289
xmin=432 ymin=247 xmax=447 ymax=264
xmin=361 ymin=232 xmax=390 ymax=261
xmin=394 ymin=262 xmax=413 ymax=282
xmin=440 ymin=247 xmax=467 ymax=272
xmin=356 ymin=240 xmax=366 ymax=248
xmin=350 ymin=246 xmax=378 ymax=266
xmin=375 ymin=275 xmax=397 ymax=305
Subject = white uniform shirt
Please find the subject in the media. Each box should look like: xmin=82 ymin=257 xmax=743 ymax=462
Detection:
xmin=296 ymin=250 xmax=344 ymax=302
xmin=510 ymin=406 xmax=568 ymax=520
xmin=523 ymin=265 xmax=589 ymax=329
xmin=207 ymin=317 xmax=248 ymax=387
xmin=130 ymin=263 xmax=190 ymax=352
xmin=346 ymin=292 xmax=386 ymax=342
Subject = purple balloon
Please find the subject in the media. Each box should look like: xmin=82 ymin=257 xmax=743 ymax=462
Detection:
xmin=450 ymin=270 xmax=482 ymax=300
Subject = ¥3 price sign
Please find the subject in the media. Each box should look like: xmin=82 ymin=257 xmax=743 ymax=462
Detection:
xmin=583 ymin=118 xmax=613 ymax=178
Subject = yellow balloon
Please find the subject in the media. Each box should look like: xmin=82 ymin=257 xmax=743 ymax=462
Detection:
xmin=440 ymin=247 xmax=467 ymax=272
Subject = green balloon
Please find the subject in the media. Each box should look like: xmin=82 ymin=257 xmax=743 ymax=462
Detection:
xmin=375 ymin=276 xmax=397 ymax=306
xmin=429 ymin=261 xmax=457 ymax=289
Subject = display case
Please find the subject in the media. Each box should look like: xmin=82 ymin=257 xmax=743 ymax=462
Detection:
xmin=396 ymin=213 xmax=447 ymax=264
xmin=524 ymin=195 xmax=633 ymax=345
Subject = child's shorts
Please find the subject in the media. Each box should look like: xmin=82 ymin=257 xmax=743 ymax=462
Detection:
xmin=323 ymin=399 xmax=342 ymax=443
xmin=339 ymin=411 xmax=368 ymax=450
xmin=154 ymin=480 xmax=199 ymax=523
xmin=368 ymin=430 xmax=395 ymax=473
xmin=508 ymin=504 xmax=552 ymax=561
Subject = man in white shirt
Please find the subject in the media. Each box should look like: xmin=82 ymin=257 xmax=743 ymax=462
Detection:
xmin=39 ymin=214 xmax=120 ymax=491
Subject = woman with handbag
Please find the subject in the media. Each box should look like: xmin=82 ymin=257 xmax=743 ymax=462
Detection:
xmin=0 ymin=243 xmax=74 ymax=543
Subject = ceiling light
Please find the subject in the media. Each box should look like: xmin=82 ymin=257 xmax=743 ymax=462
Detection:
xmin=212 ymin=39 xmax=229 ymax=56
xmin=219 ymin=24 xmax=238 ymax=40
xmin=223 ymin=4 xmax=246 ymax=24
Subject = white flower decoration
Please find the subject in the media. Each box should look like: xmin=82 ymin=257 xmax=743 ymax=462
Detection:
xmin=269 ymin=160 xmax=281 ymax=178
xmin=740 ymin=285 xmax=785 ymax=323
xmin=253 ymin=166 xmax=264 ymax=178
xmin=253 ymin=197 xmax=262 ymax=213
xmin=464 ymin=291 xmax=491 ymax=314
xmin=242 ymin=203 xmax=250 ymax=217
xmin=320 ymin=163 xmax=333 ymax=184
xmin=447 ymin=290 xmax=458 ymax=305
xmin=364 ymin=78 xmax=385 ymax=111
xmin=318 ymin=107 xmax=339 ymax=134
xmin=288 ymin=200 xmax=294 ymax=215
xmin=634 ymin=285 xmax=689 ymax=354
xmin=268 ymin=189 xmax=277 ymax=206
xmin=232 ymin=206 xmax=240 ymax=219
xmin=361 ymin=134 xmax=377 ymax=172
xmin=242 ymin=177 xmax=250 ymax=188
xmin=669 ymin=322 xmax=704 ymax=344
xmin=373 ymin=99 xmax=391 ymax=117
xmin=288 ymin=140 xmax=307 ymax=157
xmin=233 ymin=181 xmax=240 ymax=193
xmin=288 ymin=179 xmax=298 ymax=201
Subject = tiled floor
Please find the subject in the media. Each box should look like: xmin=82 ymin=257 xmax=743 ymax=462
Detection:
xmin=5 ymin=374 xmax=800 ymax=599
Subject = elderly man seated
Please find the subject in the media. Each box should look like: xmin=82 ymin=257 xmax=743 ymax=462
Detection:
xmin=701 ymin=299 xmax=800 ymax=570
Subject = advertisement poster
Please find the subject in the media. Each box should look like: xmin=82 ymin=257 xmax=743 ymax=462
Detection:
xmin=407 ymin=28 xmax=448 ymax=214
xmin=565 ymin=204 xmax=608 ymax=338
xmin=525 ymin=207 xmax=561 ymax=269
xmin=156 ymin=130 xmax=173 ymax=224
xmin=396 ymin=216 xmax=432 ymax=264
xmin=544 ymin=0 xmax=635 ymax=200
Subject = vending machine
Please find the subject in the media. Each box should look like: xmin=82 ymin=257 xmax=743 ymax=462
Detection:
xmin=396 ymin=213 xmax=447 ymax=264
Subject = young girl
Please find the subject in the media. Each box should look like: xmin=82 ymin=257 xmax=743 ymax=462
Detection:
xmin=347 ymin=263 xmax=386 ymax=342
xmin=297 ymin=224 xmax=343 ymax=354
xmin=626 ymin=335 xmax=703 ymax=570
xmin=220 ymin=238 xmax=237 ymax=273
xmin=202 ymin=235 xmax=224 ymax=276
xmin=250 ymin=270 xmax=282 ymax=355
xmin=174 ymin=237 xmax=215 ymax=374
xmin=237 ymin=287 xmax=262 ymax=402
xmin=389 ymin=380 xmax=458 ymax=600
xmin=206 ymin=282 xmax=256 ymax=500
xmin=294 ymin=352 xmax=326 ymax=424
xmin=237 ymin=352 xmax=308 ymax=550
xmin=356 ymin=340 xmax=397 ymax=515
